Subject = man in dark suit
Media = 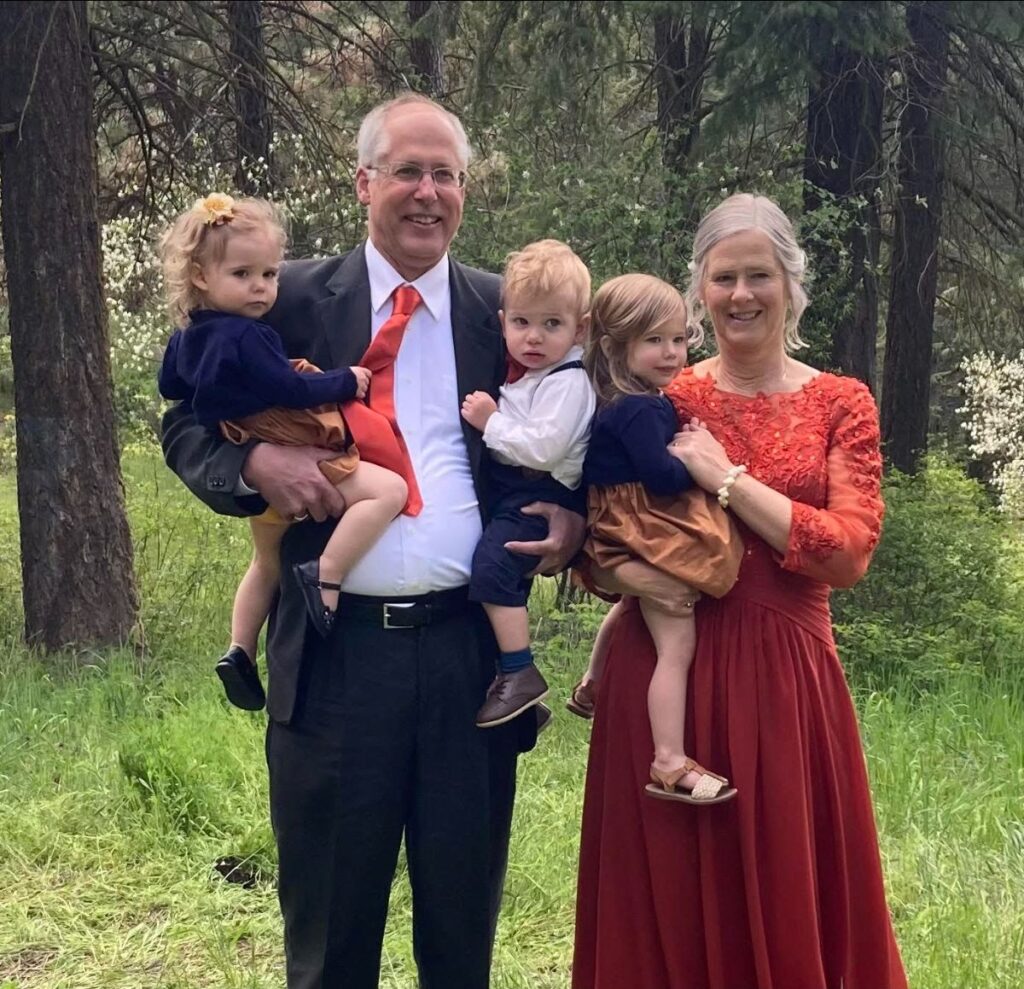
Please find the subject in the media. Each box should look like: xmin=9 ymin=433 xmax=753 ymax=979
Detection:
xmin=162 ymin=94 xmax=583 ymax=988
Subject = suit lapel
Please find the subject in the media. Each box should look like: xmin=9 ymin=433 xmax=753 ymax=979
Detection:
xmin=316 ymin=242 xmax=372 ymax=370
xmin=450 ymin=260 xmax=502 ymax=487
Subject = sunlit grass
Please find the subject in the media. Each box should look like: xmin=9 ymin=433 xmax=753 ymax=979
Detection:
xmin=0 ymin=452 xmax=1021 ymax=987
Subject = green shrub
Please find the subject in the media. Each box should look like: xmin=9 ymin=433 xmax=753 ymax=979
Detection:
xmin=834 ymin=456 xmax=1024 ymax=688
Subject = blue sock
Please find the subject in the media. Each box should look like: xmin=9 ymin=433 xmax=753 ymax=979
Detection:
xmin=500 ymin=647 xmax=533 ymax=674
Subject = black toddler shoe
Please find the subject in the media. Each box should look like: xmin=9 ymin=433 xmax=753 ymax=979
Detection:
xmin=215 ymin=645 xmax=266 ymax=711
xmin=292 ymin=559 xmax=341 ymax=638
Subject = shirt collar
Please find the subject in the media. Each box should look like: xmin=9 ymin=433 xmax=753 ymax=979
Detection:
xmin=365 ymin=237 xmax=449 ymax=319
xmin=521 ymin=344 xmax=585 ymax=376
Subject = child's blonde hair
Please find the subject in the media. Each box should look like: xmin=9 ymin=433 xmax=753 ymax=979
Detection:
xmin=585 ymin=273 xmax=700 ymax=405
xmin=502 ymin=239 xmax=591 ymax=317
xmin=158 ymin=194 xmax=287 ymax=326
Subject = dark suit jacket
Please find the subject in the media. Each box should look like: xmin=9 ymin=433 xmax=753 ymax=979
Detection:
xmin=162 ymin=243 xmax=506 ymax=724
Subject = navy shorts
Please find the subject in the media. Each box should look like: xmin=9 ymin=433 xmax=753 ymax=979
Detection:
xmin=468 ymin=506 xmax=551 ymax=607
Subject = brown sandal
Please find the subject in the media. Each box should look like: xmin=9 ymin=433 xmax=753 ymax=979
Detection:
xmin=645 ymin=758 xmax=737 ymax=805
xmin=565 ymin=679 xmax=597 ymax=720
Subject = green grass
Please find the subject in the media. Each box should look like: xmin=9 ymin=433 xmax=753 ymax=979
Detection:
xmin=0 ymin=453 xmax=1022 ymax=987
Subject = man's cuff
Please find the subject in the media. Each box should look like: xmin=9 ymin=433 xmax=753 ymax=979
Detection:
xmin=234 ymin=475 xmax=258 ymax=496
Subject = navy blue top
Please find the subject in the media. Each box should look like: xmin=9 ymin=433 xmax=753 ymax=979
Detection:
xmin=583 ymin=393 xmax=694 ymax=496
xmin=158 ymin=309 xmax=358 ymax=428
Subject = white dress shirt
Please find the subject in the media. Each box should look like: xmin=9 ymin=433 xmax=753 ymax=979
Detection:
xmin=482 ymin=345 xmax=595 ymax=489
xmin=340 ymin=239 xmax=483 ymax=595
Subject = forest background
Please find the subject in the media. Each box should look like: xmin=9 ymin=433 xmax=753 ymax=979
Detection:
xmin=0 ymin=1 xmax=1022 ymax=987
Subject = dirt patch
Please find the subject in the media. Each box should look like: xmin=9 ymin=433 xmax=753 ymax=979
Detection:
xmin=0 ymin=945 xmax=58 ymax=982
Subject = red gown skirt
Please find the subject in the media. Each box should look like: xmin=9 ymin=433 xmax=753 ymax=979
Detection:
xmin=572 ymin=546 xmax=907 ymax=989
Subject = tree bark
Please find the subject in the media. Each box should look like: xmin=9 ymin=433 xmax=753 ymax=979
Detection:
xmin=803 ymin=20 xmax=884 ymax=391
xmin=407 ymin=0 xmax=445 ymax=97
xmin=228 ymin=0 xmax=274 ymax=195
xmin=881 ymin=0 xmax=950 ymax=473
xmin=0 ymin=0 xmax=138 ymax=651
xmin=653 ymin=7 xmax=711 ymax=174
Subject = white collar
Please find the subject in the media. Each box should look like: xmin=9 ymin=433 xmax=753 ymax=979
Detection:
xmin=521 ymin=344 xmax=586 ymax=377
xmin=364 ymin=238 xmax=449 ymax=319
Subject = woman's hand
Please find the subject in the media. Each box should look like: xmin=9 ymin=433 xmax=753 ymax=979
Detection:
xmin=669 ymin=417 xmax=735 ymax=493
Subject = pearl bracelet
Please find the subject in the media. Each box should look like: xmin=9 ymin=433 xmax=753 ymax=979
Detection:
xmin=717 ymin=464 xmax=748 ymax=509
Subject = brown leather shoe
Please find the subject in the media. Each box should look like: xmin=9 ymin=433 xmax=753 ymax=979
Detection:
xmin=536 ymin=702 xmax=552 ymax=735
xmin=476 ymin=665 xmax=550 ymax=728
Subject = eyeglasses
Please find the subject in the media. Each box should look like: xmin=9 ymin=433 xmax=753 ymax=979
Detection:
xmin=369 ymin=162 xmax=467 ymax=189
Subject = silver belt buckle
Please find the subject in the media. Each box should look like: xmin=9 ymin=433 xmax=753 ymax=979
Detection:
xmin=383 ymin=602 xmax=417 ymax=629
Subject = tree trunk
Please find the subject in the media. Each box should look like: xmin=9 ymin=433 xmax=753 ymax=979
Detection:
xmin=653 ymin=7 xmax=711 ymax=174
xmin=407 ymin=0 xmax=445 ymax=97
xmin=0 ymin=0 xmax=138 ymax=651
xmin=228 ymin=0 xmax=274 ymax=195
xmin=881 ymin=0 xmax=950 ymax=473
xmin=803 ymin=21 xmax=884 ymax=391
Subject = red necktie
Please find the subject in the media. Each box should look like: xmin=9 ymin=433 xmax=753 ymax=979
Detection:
xmin=505 ymin=354 xmax=529 ymax=384
xmin=341 ymin=285 xmax=423 ymax=516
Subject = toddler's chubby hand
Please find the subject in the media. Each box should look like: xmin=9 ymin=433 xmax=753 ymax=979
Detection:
xmin=351 ymin=365 xmax=372 ymax=399
xmin=674 ymin=416 xmax=707 ymax=438
xmin=461 ymin=391 xmax=498 ymax=431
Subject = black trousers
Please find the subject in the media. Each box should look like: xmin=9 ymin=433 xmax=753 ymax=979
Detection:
xmin=266 ymin=601 xmax=523 ymax=989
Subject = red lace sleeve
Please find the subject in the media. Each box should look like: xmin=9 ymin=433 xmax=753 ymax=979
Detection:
xmin=780 ymin=379 xmax=884 ymax=588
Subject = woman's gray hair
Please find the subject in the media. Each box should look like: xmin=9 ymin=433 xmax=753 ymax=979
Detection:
xmin=356 ymin=93 xmax=472 ymax=169
xmin=685 ymin=193 xmax=809 ymax=351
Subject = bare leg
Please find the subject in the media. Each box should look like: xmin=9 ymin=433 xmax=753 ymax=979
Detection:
xmin=481 ymin=603 xmax=530 ymax=653
xmin=582 ymin=599 xmax=628 ymax=686
xmin=231 ymin=517 xmax=286 ymax=658
xmin=317 ymin=463 xmax=408 ymax=611
xmin=639 ymin=598 xmax=703 ymax=792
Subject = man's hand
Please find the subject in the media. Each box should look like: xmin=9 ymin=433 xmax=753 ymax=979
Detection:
xmin=505 ymin=502 xmax=586 ymax=577
xmin=241 ymin=443 xmax=346 ymax=522
xmin=351 ymin=365 xmax=372 ymax=399
xmin=461 ymin=391 xmax=498 ymax=432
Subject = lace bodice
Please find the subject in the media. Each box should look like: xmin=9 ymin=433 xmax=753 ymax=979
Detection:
xmin=667 ymin=368 xmax=885 ymax=589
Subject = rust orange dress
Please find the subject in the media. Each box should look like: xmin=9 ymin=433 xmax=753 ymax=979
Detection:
xmin=573 ymin=369 xmax=907 ymax=989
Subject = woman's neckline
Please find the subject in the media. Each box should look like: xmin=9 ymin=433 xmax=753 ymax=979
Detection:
xmin=683 ymin=362 xmax=825 ymax=399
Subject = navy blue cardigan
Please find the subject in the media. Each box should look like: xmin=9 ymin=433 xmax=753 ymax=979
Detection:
xmin=158 ymin=309 xmax=358 ymax=428
xmin=583 ymin=393 xmax=694 ymax=496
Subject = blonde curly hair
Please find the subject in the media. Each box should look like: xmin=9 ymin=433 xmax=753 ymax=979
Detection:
xmin=585 ymin=273 xmax=696 ymax=405
xmin=501 ymin=239 xmax=591 ymax=318
xmin=158 ymin=195 xmax=287 ymax=326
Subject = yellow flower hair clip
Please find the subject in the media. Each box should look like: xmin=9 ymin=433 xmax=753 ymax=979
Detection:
xmin=193 ymin=193 xmax=235 ymax=226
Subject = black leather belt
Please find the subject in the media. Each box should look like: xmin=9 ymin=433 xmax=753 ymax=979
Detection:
xmin=337 ymin=586 xmax=471 ymax=629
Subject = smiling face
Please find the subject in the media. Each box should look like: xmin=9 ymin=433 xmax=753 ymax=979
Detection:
xmin=355 ymin=103 xmax=466 ymax=281
xmin=501 ymin=286 xmax=585 ymax=372
xmin=190 ymin=228 xmax=281 ymax=319
xmin=701 ymin=228 xmax=788 ymax=354
xmin=625 ymin=318 xmax=688 ymax=389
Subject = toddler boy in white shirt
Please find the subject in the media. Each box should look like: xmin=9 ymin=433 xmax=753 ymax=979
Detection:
xmin=461 ymin=240 xmax=596 ymax=727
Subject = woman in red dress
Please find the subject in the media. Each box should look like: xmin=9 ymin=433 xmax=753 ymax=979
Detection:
xmin=572 ymin=194 xmax=907 ymax=989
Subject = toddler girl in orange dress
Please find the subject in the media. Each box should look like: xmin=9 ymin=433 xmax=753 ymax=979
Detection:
xmin=573 ymin=274 xmax=743 ymax=803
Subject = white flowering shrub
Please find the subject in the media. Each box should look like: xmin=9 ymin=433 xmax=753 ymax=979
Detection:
xmin=959 ymin=352 xmax=1024 ymax=517
xmin=98 ymin=132 xmax=367 ymax=452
